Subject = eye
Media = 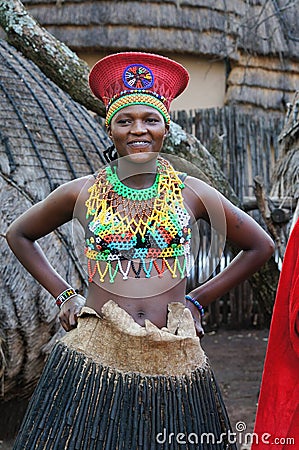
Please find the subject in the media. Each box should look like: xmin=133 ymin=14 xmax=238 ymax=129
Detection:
xmin=146 ymin=117 xmax=160 ymax=123
xmin=116 ymin=118 xmax=131 ymax=125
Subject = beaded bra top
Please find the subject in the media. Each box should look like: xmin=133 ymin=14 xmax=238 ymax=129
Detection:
xmin=85 ymin=158 xmax=192 ymax=283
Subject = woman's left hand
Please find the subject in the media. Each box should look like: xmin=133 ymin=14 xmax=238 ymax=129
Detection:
xmin=186 ymin=301 xmax=204 ymax=338
xmin=193 ymin=316 xmax=204 ymax=338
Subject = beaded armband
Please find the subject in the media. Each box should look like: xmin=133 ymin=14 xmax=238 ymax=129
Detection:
xmin=56 ymin=288 xmax=77 ymax=309
xmin=185 ymin=295 xmax=205 ymax=317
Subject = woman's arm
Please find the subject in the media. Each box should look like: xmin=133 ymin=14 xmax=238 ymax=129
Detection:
xmin=6 ymin=176 xmax=90 ymax=330
xmin=184 ymin=176 xmax=275 ymax=307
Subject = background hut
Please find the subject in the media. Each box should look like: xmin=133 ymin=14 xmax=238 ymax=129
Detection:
xmin=20 ymin=0 xmax=299 ymax=114
xmin=0 ymin=38 xmax=111 ymax=436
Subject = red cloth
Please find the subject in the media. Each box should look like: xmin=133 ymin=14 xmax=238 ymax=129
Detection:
xmin=252 ymin=218 xmax=299 ymax=449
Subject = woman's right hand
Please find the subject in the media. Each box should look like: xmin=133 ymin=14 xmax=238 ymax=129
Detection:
xmin=58 ymin=295 xmax=86 ymax=332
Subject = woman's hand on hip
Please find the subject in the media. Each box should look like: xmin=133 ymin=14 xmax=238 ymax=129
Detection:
xmin=59 ymin=295 xmax=86 ymax=332
xmin=185 ymin=301 xmax=204 ymax=338
xmin=193 ymin=316 xmax=204 ymax=339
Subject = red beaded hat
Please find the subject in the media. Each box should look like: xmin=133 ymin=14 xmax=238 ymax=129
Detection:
xmin=89 ymin=52 xmax=189 ymax=126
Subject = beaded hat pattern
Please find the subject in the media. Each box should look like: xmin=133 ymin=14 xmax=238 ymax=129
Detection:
xmin=89 ymin=52 xmax=189 ymax=126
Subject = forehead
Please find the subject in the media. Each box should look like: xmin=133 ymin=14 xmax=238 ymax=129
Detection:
xmin=112 ymin=104 xmax=164 ymax=120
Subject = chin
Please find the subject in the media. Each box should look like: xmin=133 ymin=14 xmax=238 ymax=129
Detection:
xmin=126 ymin=152 xmax=158 ymax=164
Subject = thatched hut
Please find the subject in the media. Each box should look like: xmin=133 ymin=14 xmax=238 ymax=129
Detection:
xmin=0 ymin=38 xmax=110 ymax=409
xmin=21 ymin=0 xmax=299 ymax=113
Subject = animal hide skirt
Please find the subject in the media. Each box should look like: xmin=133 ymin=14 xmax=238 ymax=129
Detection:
xmin=13 ymin=301 xmax=237 ymax=450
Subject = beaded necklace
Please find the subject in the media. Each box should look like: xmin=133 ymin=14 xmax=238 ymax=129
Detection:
xmin=85 ymin=157 xmax=191 ymax=283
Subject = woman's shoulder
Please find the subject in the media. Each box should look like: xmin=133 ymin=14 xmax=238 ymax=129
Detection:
xmin=47 ymin=174 xmax=99 ymax=225
xmin=182 ymin=175 xmax=228 ymax=222
xmin=183 ymin=175 xmax=221 ymax=204
xmin=44 ymin=175 xmax=96 ymax=217
xmin=184 ymin=175 xmax=216 ymax=192
xmin=53 ymin=174 xmax=96 ymax=200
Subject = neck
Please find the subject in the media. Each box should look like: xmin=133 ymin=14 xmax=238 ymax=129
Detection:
xmin=116 ymin=156 xmax=158 ymax=188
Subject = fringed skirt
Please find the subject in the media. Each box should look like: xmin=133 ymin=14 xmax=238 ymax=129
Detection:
xmin=13 ymin=301 xmax=237 ymax=450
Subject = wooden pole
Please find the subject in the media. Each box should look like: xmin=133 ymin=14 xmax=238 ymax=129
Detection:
xmin=0 ymin=0 xmax=105 ymax=116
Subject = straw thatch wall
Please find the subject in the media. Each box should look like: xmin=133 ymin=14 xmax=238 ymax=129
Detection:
xmin=227 ymin=54 xmax=299 ymax=112
xmin=19 ymin=0 xmax=299 ymax=113
xmin=21 ymin=0 xmax=298 ymax=57
xmin=271 ymin=90 xmax=299 ymax=229
xmin=0 ymin=38 xmax=110 ymax=400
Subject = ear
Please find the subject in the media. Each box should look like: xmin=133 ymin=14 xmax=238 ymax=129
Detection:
xmin=107 ymin=125 xmax=113 ymax=139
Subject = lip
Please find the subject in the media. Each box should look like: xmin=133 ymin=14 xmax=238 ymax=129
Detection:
xmin=127 ymin=140 xmax=151 ymax=148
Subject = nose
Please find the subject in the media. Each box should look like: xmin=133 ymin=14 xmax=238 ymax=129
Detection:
xmin=130 ymin=120 xmax=147 ymax=134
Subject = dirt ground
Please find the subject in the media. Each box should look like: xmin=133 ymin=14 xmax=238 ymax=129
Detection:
xmin=202 ymin=328 xmax=269 ymax=449
xmin=0 ymin=328 xmax=269 ymax=450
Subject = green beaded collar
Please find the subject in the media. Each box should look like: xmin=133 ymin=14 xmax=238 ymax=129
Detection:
xmin=106 ymin=165 xmax=159 ymax=200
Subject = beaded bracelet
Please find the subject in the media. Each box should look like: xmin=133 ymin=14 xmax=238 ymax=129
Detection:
xmin=185 ymin=295 xmax=205 ymax=317
xmin=56 ymin=288 xmax=78 ymax=309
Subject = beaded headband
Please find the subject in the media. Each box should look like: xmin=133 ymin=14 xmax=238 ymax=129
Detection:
xmin=89 ymin=52 xmax=189 ymax=126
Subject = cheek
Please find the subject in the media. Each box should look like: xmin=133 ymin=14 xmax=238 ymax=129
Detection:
xmin=157 ymin=129 xmax=168 ymax=143
xmin=109 ymin=130 xmax=124 ymax=145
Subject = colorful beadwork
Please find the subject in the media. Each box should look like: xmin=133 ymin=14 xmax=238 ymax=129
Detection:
xmin=85 ymin=157 xmax=192 ymax=283
xmin=185 ymin=295 xmax=205 ymax=316
xmin=107 ymin=90 xmax=168 ymax=110
xmin=55 ymin=288 xmax=77 ymax=308
xmin=105 ymin=93 xmax=170 ymax=126
xmin=106 ymin=166 xmax=159 ymax=200
xmin=122 ymin=64 xmax=154 ymax=90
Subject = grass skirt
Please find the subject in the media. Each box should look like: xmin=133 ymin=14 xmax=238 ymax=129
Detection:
xmin=13 ymin=301 xmax=237 ymax=449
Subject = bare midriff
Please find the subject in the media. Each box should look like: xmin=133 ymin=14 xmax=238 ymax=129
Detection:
xmin=85 ymin=268 xmax=187 ymax=328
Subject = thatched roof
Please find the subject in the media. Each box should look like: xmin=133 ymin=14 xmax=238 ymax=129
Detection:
xmin=16 ymin=0 xmax=299 ymax=113
xmin=21 ymin=0 xmax=299 ymax=59
xmin=0 ymin=39 xmax=109 ymax=399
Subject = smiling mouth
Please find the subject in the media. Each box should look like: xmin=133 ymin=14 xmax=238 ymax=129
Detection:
xmin=128 ymin=141 xmax=151 ymax=147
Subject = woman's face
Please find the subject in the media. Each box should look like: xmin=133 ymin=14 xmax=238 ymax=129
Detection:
xmin=108 ymin=105 xmax=169 ymax=163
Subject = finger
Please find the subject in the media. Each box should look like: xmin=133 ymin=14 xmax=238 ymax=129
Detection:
xmin=196 ymin=328 xmax=204 ymax=338
xmin=74 ymin=305 xmax=83 ymax=319
xmin=194 ymin=320 xmax=204 ymax=339
xmin=59 ymin=316 xmax=70 ymax=332
xmin=68 ymin=310 xmax=78 ymax=328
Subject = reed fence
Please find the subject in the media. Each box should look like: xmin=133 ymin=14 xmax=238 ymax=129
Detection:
xmin=172 ymin=107 xmax=285 ymax=329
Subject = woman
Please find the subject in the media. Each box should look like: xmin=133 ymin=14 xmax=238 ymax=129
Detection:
xmin=6 ymin=52 xmax=274 ymax=449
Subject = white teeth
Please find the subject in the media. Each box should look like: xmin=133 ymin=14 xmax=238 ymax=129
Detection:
xmin=130 ymin=141 xmax=148 ymax=145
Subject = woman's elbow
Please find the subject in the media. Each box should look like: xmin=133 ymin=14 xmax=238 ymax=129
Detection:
xmin=260 ymin=234 xmax=275 ymax=261
xmin=6 ymin=221 xmax=22 ymax=250
xmin=6 ymin=224 xmax=15 ymax=248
